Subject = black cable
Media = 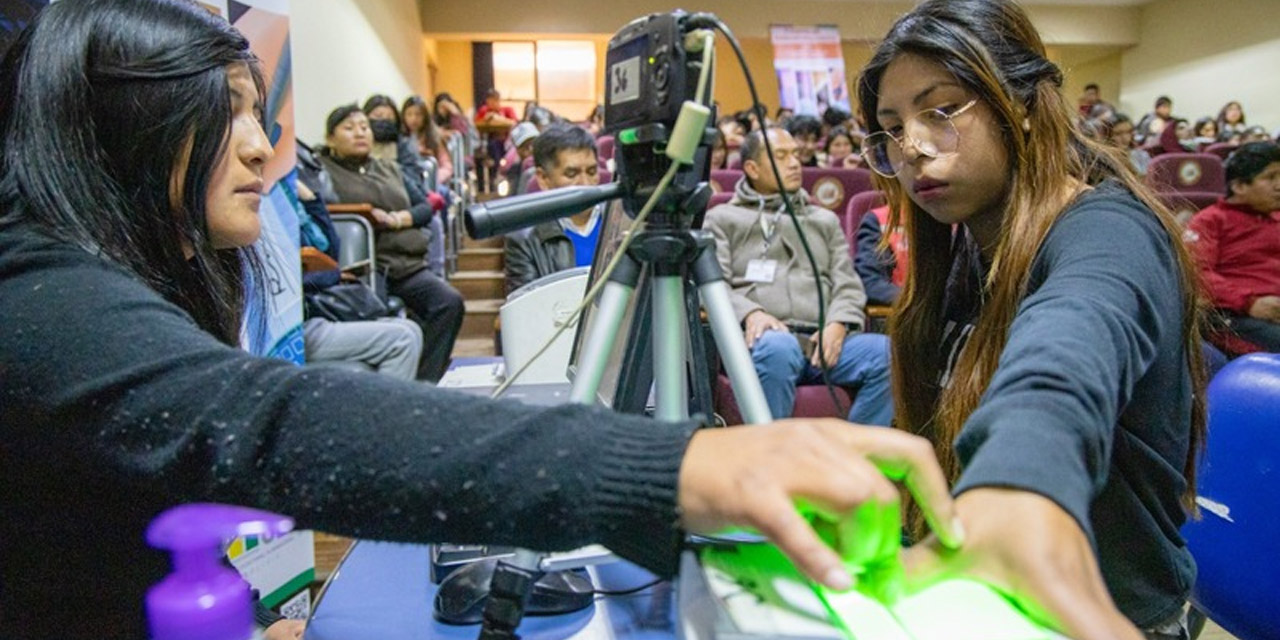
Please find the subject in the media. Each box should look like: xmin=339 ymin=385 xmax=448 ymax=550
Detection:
xmin=592 ymin=578 xmax=663 ymax=597
xmin=705 ymin=17 xmax=848 ymax=417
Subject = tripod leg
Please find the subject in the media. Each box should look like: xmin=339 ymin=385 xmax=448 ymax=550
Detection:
xmin=570 ymin=254 xmax=641 ymax=405
xmin=651 ymin=274 xmax=690 ymax=421
xmin=690 ymin=243 xmax=773 ymax=425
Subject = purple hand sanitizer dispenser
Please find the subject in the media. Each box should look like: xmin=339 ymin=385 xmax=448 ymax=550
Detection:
xmin=146 ymin=503 xmax=294 ymax=640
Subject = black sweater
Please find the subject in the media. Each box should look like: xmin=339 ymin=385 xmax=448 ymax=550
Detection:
xmin=944 ymin=182 xmax=1196 ymax=627
xmin=0 ymin=223 xmax=697 ymax=639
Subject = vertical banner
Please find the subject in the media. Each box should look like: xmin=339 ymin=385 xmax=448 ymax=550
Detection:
xmin=770 ymin=25 xmax=851 ymax=117
xmin=203 ymin=0 xmax=304 ymax=362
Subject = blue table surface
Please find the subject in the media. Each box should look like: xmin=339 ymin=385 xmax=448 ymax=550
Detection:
xmin=307 ymin=541 xmax=676 ymax=640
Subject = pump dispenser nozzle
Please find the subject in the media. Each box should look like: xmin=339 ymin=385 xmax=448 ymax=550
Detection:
xmin=146 ymin=503 xmax=294 ymax=640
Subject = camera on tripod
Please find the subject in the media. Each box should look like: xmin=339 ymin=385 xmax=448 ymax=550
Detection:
xmin=464 ymin=10 xmax=718 ymax=240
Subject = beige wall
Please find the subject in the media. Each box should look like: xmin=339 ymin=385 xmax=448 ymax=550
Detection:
xmin=419 ymin=1 xmax=1141 ymax=44
xmin=1120 ymin=0 xmax=1280 ymax=132
xmin=291 ymin=0 xmax=429 ymax=144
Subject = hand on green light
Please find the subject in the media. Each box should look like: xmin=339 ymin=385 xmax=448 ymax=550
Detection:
xmin=901 ymin=488 xmax=1144 ymax=640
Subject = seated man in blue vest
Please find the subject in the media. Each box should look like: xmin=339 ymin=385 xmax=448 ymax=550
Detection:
xmin=503 ymin=123 xmax=605 ymax=294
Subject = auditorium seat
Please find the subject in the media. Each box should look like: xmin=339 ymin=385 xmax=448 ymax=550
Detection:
xmin=1146 ymin=152 xmax=1226 ymax=195
xmin=1202 ymin=142 xmax=1236 ymax=161
xmin=595 ymin=135 xmax=615 ymax=163
xmin=844 ymin=190 xmax=887 ymax=244
xmin=1157 ymin=191 xmax=1219 ymax=226
xmin=713 ymin=373 xmax=854 ymax=426
xmin=709 ymin=169 xmax=742 ymax=193
xmin=801 ymin=167 xmax=873 ymax=217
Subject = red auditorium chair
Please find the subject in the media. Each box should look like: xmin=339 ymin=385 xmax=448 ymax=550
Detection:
xmin=1147 ymin=152 xmax=1226 ymax=195
xmin=713 ymin=374 xmax=853 ymax=426
xmin=1157 ymin=191 xmax=1219 ymax=226
xmin=801 ymin=167 xmax=873 ymax=218
xmin=595 ymin=135 xmax=615 ymax=163
xmin=727 ymin=154 xmax=743 ymax=170
xmin=706 ymin=191 xmax=735 ymax=210
xmin=709 ymin=169 xmax=742 ymax=193
xmin=843 ymin=190 xmax=887 ymax=244
xmin=1203 ymin=142 xmax=1236 ymax=161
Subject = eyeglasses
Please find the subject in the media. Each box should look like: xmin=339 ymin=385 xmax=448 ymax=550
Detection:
xmin=861 ymin=99 xmax=978 ymax=177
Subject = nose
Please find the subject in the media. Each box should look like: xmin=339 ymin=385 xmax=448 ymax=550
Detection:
xmin=242 ymin=119 xmax=274 ymax=167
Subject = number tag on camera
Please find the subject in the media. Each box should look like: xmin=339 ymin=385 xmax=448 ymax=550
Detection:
xmin=745 ymin=259 xmax=778 ymax=283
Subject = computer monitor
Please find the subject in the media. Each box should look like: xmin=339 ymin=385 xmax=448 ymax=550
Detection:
xmin=566 ymin=198 xmax=645 ymax=409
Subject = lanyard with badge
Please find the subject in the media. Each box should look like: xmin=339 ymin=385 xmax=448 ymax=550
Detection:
xmin=746 ymin=206 xmax=786 ymax=283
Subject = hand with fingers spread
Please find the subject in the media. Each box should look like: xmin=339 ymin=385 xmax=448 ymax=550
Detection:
xmin=677 ymin=419 xmax=964 ymax=590
xmin=902 ymin=488 xmax=1143 ymax=640
xmin=743 ymin=310 xmax=789 ymax=349
xmin=808 ymin=322 xmax=847 ymax=369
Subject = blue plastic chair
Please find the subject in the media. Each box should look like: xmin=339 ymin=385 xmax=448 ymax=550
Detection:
xmin=1183 ymin=354 xmax=1280 ymax=640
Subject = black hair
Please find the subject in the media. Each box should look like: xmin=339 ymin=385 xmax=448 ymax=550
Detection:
xmin=0 ymin=0 xmax=267 ymax=346
xmin=1193 ymin=117 xmax=1216 ymax=137
xmin=362 ymin=94 xmax=400 ymax=128
xmin=823 ymin=126 xmax=858 ymax=155
xmin=401 ymin=94 xmax=440 ymax=149
xmin=1225 ymin=141 xmax=1280 ymax=196
xmin=1084 ymin=83 xmax=1099 ymax=92
xmin=432 ymin=92 xmax=460 ymax=127
xmin=532 ymin=123 xmax=596 ymax=173
xmin=821 ymin=107 xmax=851 ymax=129
xmin=784 ymin=114 xmax=822 ymax=139
xmin=1155 ymin=95 xmax=1172 ymax=108
xmin=325 ymin=103 xmax=363 ymax=137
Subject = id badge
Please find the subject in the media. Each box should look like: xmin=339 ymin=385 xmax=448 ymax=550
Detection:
xmin=745 ymin=259 xmax=778 ymax=283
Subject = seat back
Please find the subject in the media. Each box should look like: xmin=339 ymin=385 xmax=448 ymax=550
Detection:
xmin=801 ymin=167 xmax=873 ymax=216
xmin=1183 ymin=354 xmax=1280 ymax=640
xmin=1156 ymin=191 xmax=1219 ymax=226
xmin=1202 ymin=142 xmax=1235 ymax=161
xmin=329 ymin=214 xmax=376 ymax=288
xmin=710 ymin=169 xmax=743 ymax=194
xmin=1146 ymin=153 xmax=1226 ymax=195
xmin=844 ymin=190 xmax=887 ymax=243
xmin=596 ymin=135 xmax=615 ymax=163
xmin=706 ymin=191 xmax=735 ymax=211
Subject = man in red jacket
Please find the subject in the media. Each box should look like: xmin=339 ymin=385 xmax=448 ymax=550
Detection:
xmin=1186 ymin=141 xmax=1280 ymax=351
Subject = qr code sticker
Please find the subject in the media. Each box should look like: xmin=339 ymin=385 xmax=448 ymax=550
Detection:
xmin=277 ymin=589 xmax=311 ymax=620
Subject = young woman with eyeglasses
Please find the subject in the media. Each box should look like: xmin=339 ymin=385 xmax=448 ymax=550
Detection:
xmin=856 ymin=2 xmax=1205 ymax=639
xmin=0 ymin=2 xmax=970 ymax=636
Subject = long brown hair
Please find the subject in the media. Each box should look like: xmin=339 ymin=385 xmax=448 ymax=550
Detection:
xmin=855 ymin=0 xmax=1206 ymax=534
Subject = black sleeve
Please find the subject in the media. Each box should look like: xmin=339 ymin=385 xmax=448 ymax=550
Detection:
xmin=952 ymin=200 xmax=1180 ymax=539
xmin=0 ymin=231 xmax=697 ymax=576
xmin=853 ymin=213 xmax=901 ymax=305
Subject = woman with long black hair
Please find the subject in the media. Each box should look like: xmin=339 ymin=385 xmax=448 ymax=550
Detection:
xmin=0 ymin=2 xmax=962 ymax=638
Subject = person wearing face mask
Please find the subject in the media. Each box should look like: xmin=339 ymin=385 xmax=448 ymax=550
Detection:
xmin=0 ymin=5 xmax=968 ymax=640
xmin=855 ymin=1 xmax=1207 ymax=638
xmin=317 ymin=104 xmax=463 ymax=381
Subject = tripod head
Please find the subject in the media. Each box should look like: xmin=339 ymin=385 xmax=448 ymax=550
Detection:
xmin=464 ymin=10 xmax=718 ymax=240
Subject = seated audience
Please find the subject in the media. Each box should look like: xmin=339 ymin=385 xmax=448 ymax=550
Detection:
xmin=584 ymin=103 xmax=605 ymax=137
xmin=703 ymin=128 xmax=892 ymax=426
xmin=774 ymin=106 xmax=795 ymax=127
xmin=709 ymin=128 xmax=729 ymax=172
xmin=1155 ymin=117 xmax=1194 ymax=155
xmin=821 ymin=106 xmax=852 ymax=138
xmin=854 ymin=205 xmax=907 ymax=306
xmin=503 ymin=124 xmax=603 ymax=294
xmin=475 ymin=88 xmax=518 ymax=189
xmin=1192 ymin=117 xmax=1218 ymax=150
xmin=295 ymin=180 xmax=424 ymax=380
xmin=318 ymin=104 xmax=463 ymax=381
xmin=1136 ymin=95 xmax=1174 ymax=144
xmin=363 ymin=94 xmax=424 ymax=191
xmin=1217 ymin=100 xmax=1247 ymax=138
xmin=820 ymin=126 xmax=862 ymax=169
xmin=1185 ymin=141 xmax=1280 ymax=352
xmin=503 ymin=121 xmax=540 ymax=196
xmin=717 ymin=115 xmax=746 ymax=148
xmin=784 ymin=114 xmax=823 ymax=167
xmin=1106 ymin=113 xmax=1153 ymax=175
xmin=402 ymin=94 xmax=453 ymax=185
xmin=1242 ymin=125 xmax=1272 ymax=144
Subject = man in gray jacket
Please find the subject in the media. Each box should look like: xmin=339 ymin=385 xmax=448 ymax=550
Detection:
xmin=503 ymin=124 xmax=604 ymax=294
xmin=703 ymin=128 xmax=892 ymax=425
